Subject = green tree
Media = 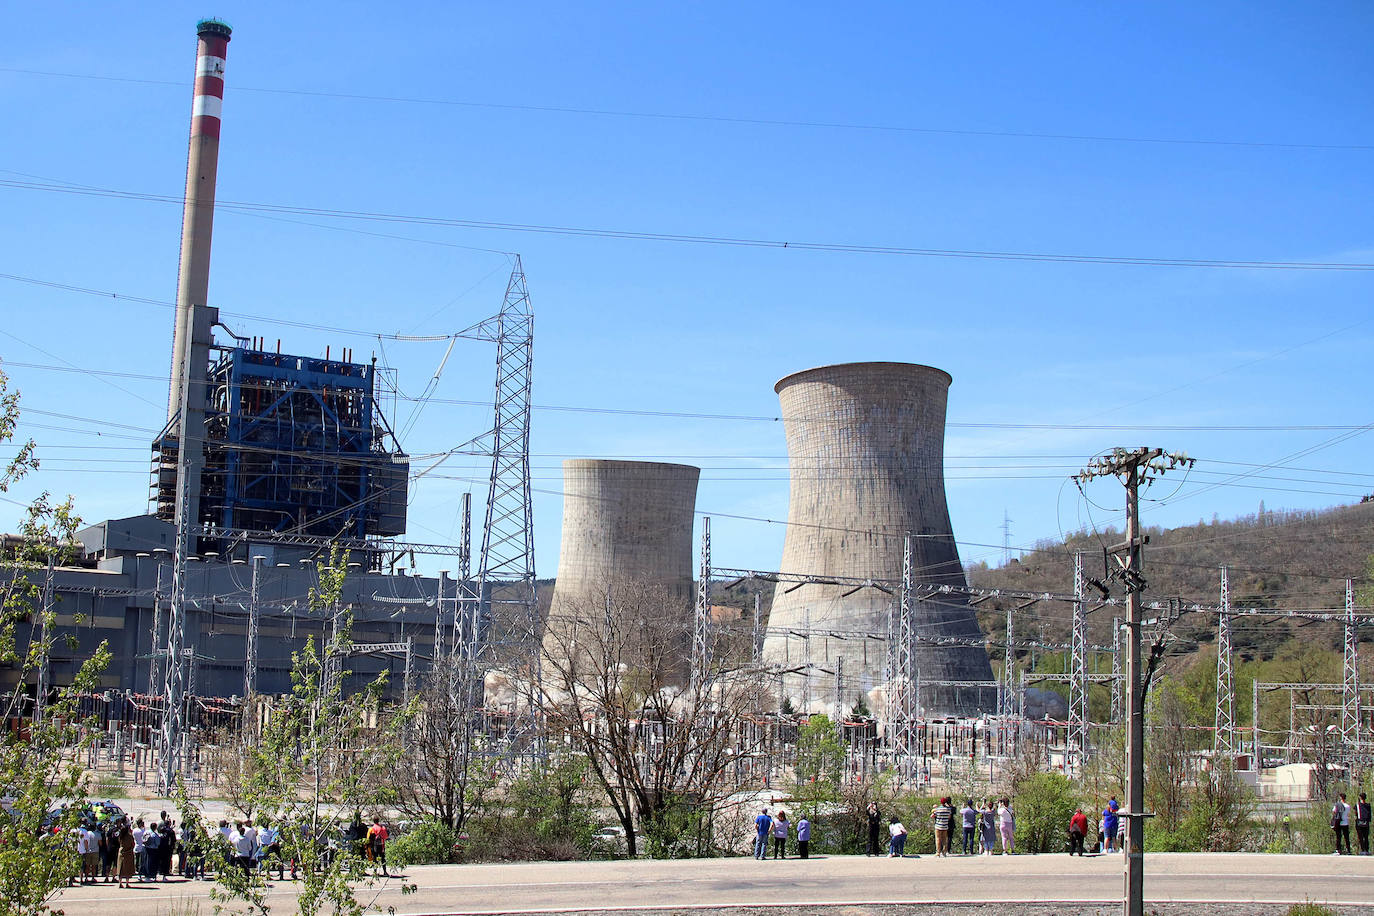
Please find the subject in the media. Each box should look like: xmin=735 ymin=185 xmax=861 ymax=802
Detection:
xmin=1013 ymin=772 xmax=1081 ymax=853
xmin=0 ymin=370 xmax=112 ymax=916
xmin=212 ymin=545 xmax=410 ymax=916
xmin=794 ymin=714 xmax=845 ymax=809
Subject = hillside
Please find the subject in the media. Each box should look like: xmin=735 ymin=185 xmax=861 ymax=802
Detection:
xmin=966 ymin=499 xmax=1374 ymax=664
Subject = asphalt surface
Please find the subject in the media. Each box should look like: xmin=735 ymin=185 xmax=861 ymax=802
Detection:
xmin=52 ymin=852 xmax=1374 ymax=915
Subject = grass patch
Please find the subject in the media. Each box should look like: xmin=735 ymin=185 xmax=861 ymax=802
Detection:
xmin=1285 ymin=901 xmax=1337 ymax=916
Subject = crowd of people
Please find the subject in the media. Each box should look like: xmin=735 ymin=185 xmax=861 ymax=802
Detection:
xmin=748 ymin=794 xmax=1143 ymax=861
xmin=64 ymin=810 xmax=394 ymax=888
xmin=858 ymin=799 xmax=1018 ymax=859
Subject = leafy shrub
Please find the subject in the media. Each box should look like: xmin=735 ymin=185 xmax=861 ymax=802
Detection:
xmin=388 ymin=820 xmax=459 ymax=867
xmin=1013 ymin=772 xmax=1080 ymax=854
xmin=1285 ymin=902 xmax=1336 ymax=916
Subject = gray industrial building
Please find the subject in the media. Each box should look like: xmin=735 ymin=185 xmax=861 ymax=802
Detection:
xmin=4 ymin=514 xmax=445 ymax=701
xmin=760 ymin=362 xmax=996 ymax=717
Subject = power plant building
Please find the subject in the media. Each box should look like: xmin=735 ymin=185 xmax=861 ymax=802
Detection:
xmin=0 ymin=20 xmax=434 ymax=703
xmin=760 ymin=362 xmax=996 ymax=717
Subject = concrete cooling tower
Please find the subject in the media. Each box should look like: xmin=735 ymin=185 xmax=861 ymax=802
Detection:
xmin=760 ymin=362 xmax=995 ymax=717
xmin=544 ymin=460 xmax=700 ymax=675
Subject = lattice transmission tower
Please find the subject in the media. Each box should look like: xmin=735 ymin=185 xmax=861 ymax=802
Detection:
xmin=463 ymin=256 xmax=541 ymax=758
xmin=1215 ymin=566 xmax=1235 ymax=755
xmin=1068 ymin=550 xmax=1089 ymax=769
xmin=889 ymin=534 xmax=918 ymax=768
xmin=1343 ymin=578 xmax=1360 ymax=757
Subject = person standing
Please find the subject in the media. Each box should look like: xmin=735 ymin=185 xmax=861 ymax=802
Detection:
xmin=979 ymin=798 xmax=997 ymax=855
xmin=796 ymin=814 xmax=811 ymax=859
xmin=78 ymin=823 xmax=99 ymax=883
xmin=116 ymin=819 xmax=136 ymax=888
xmin=258 ymin=818 xmax=283 ymax=879
xmin=771 ymin=811 xmax=789 ymax=859
xmin=998 ymin=798 xmax=1015 ymax=855
xmin=181 ymin=818 xmax=204 ymax=880
xmin=132 ymin=818 xmax=147 ymax=882
xmin=142 ymin=821 xmax=161 ymax=882
xmin=367 ymin=818 xmax=390 ymax=876
xmin=959 ymin=799 xmax=977 ymax=855
xmin=866 ymin=803 xmax=883 ymax=856
xmin=159 ymin=819 xmax=176 ymax=881
xmin=1333 ymin=793 xmax=1352 ymax=855
xmin=754 ymin=808 xmax=771 ymax=860
xmin=1357 ymin=793 xmax=1372 ymax=856
xmin=888 ymin=817 xmax=908 ymax=857
xmin=243 ymin=819 xmax=259 ymax=870
xmin=1102 ymin=799 xmax=1120 ymax=853
xmin=100 ymin=820 xmax=117 ymax=882
xmin=1068 ymin=807 xmax=1089 ymax=856
xmin=930 ymin=797 xmax=955 ymax=857
xmin=232 ymin=823 xmax=255 ymax=875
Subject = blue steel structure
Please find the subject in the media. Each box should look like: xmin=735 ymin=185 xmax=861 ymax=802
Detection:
xmin=153 ymin=341 xmax=408 ymax=551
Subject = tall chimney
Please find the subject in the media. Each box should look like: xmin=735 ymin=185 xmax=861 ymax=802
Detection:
xmin=169 ymin=18 xmax=231 ymax=536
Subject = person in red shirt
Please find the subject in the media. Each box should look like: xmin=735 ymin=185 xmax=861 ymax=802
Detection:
xmin=366 ymin=819 xmax=390 ymax=876
xmin=1068 ymin=807 xmax=1090 ymax=857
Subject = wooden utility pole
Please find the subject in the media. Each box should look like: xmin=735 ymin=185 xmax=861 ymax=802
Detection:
xmin=1075 ymin=447 xmax=1192 ymax=916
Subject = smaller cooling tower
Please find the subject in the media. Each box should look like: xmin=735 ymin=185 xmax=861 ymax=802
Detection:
xmin=543 ymin=460 xmax=701 ymax=675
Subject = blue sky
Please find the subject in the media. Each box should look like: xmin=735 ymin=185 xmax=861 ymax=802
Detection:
xmin=1 ymin=2 xmax=1371 ymax=581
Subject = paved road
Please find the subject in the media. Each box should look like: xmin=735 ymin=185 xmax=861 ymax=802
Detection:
xmin=53 ymin=852 xmax=1374 ymax=915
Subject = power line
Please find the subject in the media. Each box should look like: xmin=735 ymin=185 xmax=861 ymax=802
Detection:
xmin=5 ymin=178 xmax=1374 ymax=270
xmin=7 ymin=350 xmax=1374 ymax=432
xmin=3 ymin=66 xmax=1371 ymax=153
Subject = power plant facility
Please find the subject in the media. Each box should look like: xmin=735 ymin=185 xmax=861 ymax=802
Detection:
xmin=760 ymin=362 xmax=997 ymax=717
xmin=6 ymin=17 xmax=1186 ymax=798
xmin=13 ymin=22 xmax=1374 ymax=904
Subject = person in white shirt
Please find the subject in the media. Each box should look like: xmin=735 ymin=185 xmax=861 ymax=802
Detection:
xmin=1333 ymin=793 xmax=1352 ymax=855
xmin=997 ymin=799 xmax=1015 ymax=854
xmin=257 ymin=821 xmax=282 ymax=879
xmin=132 ymin=820 xmax=147 ymax=882
xmin=78 ymin=826 xmax=99 ymax=883
xmin=233 ymin=824 xmax=255 ymax=875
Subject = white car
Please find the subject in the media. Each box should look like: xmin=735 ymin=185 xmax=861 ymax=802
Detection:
xmin=591 ymin=825 xmax=627 ymax=854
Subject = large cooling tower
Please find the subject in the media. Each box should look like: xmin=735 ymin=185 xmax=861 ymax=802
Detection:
xmin=544 ymin=460 xmax=700 ymax=671
xmin=760 ymin=362 xmax=995 ymax=717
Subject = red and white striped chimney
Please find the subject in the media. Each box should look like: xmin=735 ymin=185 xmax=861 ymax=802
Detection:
xmin=167 ymin=18 xmax=232 ymax=540
xmin=168 ymin=18 xmax=232 ymax=424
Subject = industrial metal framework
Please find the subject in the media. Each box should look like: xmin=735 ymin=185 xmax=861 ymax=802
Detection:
xmin=1111 ymin=615 xmax=1123 ymax=723
xmin=1068 ymin=550 xmax=1088 ymax=768
xmin=692 ymin=517 xmax=711 ymax=690
xmin=1215 ymin=566 xmax=1235 ymax=754
xmin=152 ymin=342 xmax=409 ymax=551
xmin=1344 ymin=578 xmax=1361 ymax=749
xmin=890 ymin=535 xmax=918 ymax=758
xmin=466 ymin=257 xmax=541 ymax=752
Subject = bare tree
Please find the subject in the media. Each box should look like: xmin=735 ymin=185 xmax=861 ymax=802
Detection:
xmin=541 ymin=580 xmax=769 ymax=857
xmin=395 ymin=652 xmax=493 ymax=831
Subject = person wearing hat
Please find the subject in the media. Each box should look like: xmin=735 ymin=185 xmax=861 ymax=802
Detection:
xmin=1102 ymin=798 xmax=1120 ymax=853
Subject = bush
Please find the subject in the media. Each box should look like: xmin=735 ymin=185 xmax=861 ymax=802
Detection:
xmin=1285 ymin=902 xmax=1336 ymax=916
xmin=1013 ymin=773 xmax=1080 ymax=854
xmin=389 ymin=820 xmax=460 ymax=866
